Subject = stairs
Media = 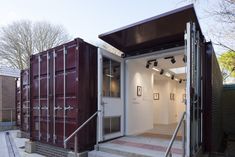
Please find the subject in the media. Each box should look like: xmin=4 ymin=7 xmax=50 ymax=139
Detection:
xmin=35 ymin=142 xmax=69 ymax=157
xmin=88 ymin=136 xmax=183 ymax=157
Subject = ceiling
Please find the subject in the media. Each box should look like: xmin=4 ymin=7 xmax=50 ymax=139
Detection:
xmin=134 ymin=53 xmax=186 ymax=81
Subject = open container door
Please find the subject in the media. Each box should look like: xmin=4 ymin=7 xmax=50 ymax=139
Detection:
xmin=97 ymin=48 xmax=124 ymax=141
xmin=185 ymin=22 xmax=203 ymax=156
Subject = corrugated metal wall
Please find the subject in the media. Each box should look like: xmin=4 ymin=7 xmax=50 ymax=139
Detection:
xmin=222 ymin=85 xmax=235 ymax=135
xmin=203 ymin=42 xmax=223 ymax=153
xmin=210 ymin=47 xmax=223 ymax=151
xmin=29 ymin=38 xmax=97 ymax=152
xmin=20 ymin=69 xmax=30 ymax=134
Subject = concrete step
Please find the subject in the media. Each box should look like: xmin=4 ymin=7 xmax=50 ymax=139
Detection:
xmin=89 ymin=136 xmax=182 ymax=157
xmin=35 ymin=142 xmax=69 ymax=157
xmin=89 ymin=150 xmax=124 ymax=157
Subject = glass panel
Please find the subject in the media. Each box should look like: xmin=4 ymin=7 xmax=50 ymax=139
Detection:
xmin=104 ymin=117 xmax=110 ymax=135
xmin=103 ymin=116 xmax=121 ymax=135
xmin=103 ymin=57 xmax=120 ymax=97
xmin=111 ymin=117 xmax=121 ymax=133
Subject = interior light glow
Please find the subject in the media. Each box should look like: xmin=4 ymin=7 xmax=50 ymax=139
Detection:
xmin=152 ymin=67 xmax=160 ymax=71
xmin=169 ymin=67 xmax=186 ymax=74
xmin=165 ymin=72 xmax=171 ymax=77
xmin=174 ymin=78 xmax=179 ymax=81
xmin=105 ymin=74 xmax=114 ymax=78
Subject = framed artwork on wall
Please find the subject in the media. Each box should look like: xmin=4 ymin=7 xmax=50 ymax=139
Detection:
xmin=137 ymin=86 xmax=142 ymax=96
xmin=153 ymin=93 xmax=159 ymax=100
xmin=170 ymin=93 xmax=175 ymax=100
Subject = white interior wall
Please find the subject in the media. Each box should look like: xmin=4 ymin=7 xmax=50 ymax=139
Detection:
xmin=153 ymin=79 xmax=185 ymax=124
xmin=125 ymin=58 xmax=186 ymax=135
xmin=175 ymin=83 xmax=186 ymax=122
xmin=126 ymin=60 xmax=154 ymax=135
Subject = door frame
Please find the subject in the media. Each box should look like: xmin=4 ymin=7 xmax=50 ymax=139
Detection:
xmin=97 ymin=48 xmax=124 ymax=142
xmin=186 ymin=22 xmax=203 ymax=157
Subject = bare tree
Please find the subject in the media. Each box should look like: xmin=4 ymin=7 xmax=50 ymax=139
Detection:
xmin=0 ymin=20 xmax=70 ymax=70
xmin=211 ymin=0 xmax=235 ymax=52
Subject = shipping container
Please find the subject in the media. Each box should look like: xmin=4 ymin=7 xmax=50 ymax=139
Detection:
xmin=24 ymin=4 xmax=223 ymax=157
xmin=20 ymin=69 xmax=30 ymax=136
xmin=203 ymin=43 xmax=223 ymax=152
xmin=30 ymin=38 xmax=97 ymax=152
xmin=16 ymin=86 xmax=21 ymax=126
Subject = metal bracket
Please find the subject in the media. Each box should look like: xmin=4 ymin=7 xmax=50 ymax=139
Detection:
xmin=64 ymin=105 xmax=74 ymax=111
xmin=41 ymin=106 xmax=48 ymax=110
xmin=33 ymin=106 xmax=40 ymax=110
xmin=53 ymin=134 xmax=57 ymax=140
xmin=54 ymin=106 xmax=63 ymax=110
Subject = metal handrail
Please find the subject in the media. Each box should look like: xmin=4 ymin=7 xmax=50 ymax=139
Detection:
xmin=165 ymin=111 xmax=186 ymax=157
xmin=64 ymin=110 xmax=101 ymax=144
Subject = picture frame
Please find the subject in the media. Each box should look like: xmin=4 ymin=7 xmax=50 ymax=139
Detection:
xmin=170 ymin=93 xmax=175 ymax=100
xmin=153 ymin=93 xmax=159 ymax=100
xmin=137 ymin=86 xmax=142 ymax=96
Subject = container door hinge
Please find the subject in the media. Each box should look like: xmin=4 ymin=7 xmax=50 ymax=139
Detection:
xmin=47 ymin=134 xmax=50 ymax=139
xmin=53 ymin=134 xmax=57 ymax=140
xmin=38 ymin=56 xmax=42 ymax=62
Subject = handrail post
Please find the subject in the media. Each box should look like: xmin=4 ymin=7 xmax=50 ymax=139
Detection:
xmin=164 ymin=112 xmax=186 ymax=157
xmin=182 ymin=119 xmax=186 ymax=157
xmin=74 ymin=133 xmax=78 ymax=157
xmin=95 ymin=111 xmax=99 ymax=151
xmin=64 ymin=111 xmax=101 ymax=155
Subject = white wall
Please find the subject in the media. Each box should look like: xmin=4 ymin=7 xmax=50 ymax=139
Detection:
xmin=175 ymin=83 xmax=186 ymax=122
xmin=126 ymin=60 xmax=154 ymax=135
xmin=125 ymin=60 xmax=186 ymax=135
xmin=153 ymin=79 xmax=186 ymax=124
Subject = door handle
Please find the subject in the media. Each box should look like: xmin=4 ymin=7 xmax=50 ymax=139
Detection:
xmin=101 ymin=102 xmax=107 ymax=105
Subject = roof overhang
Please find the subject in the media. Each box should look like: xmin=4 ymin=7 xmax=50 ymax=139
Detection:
xmin=99 ymin=4 xmax=203 ymax=57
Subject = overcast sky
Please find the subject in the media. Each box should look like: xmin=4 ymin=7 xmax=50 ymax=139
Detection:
xmin=0 ymin=0 xmax=223 ymax=53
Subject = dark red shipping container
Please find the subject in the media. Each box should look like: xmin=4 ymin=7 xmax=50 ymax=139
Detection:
xmin=16 ymin=86 xmax=21 ymax=126
xmin=20 ymin=69 xmax=30 ymax=136
xmin=30 ymin=38 xmax=97 ymax=152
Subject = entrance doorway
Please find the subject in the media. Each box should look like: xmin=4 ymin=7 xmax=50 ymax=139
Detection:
xmin=124 ymin=48 xmax=186 ymax=139
xmin=97 ymin=48 xmax=124 ymax=141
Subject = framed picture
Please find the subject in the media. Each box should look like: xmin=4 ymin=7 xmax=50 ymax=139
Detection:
xmin=153 ymin=93 xmax=159 ymax=100
xmin=137 ymin=86 xmax=142 ymax=96
xmin=170 ymin=93 xmax=175 ymax=100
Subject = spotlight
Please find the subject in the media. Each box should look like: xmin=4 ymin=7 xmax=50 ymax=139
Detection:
xmin=171 ymin=57 xmax=176 ymax=64
xmin=152 ymin=67 xmax=159 ymax=71
xmin=154 ymin=61 xmax=158 ymax=67
xmin=171 ymin=75 xmax=175 ymax=80
xmin=146 ymin=63 xmax=150 ymax=69
xmin=183 ymin=55 xmax=186 ymax=63
xmin=160 ymin=69 xmax=164 ymax=75
xmin=165 ymin=72 xmax=171 ymax=77
xmin=179 ymin=79 xmax=182 ymax=84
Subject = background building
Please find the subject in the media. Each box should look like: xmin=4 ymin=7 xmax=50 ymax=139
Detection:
xmin=0 ymin=66 xmax=20 ymax=122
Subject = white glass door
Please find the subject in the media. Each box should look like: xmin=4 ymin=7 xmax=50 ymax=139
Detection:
xmin=98 ymin=48 xmax=124 ymax=141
